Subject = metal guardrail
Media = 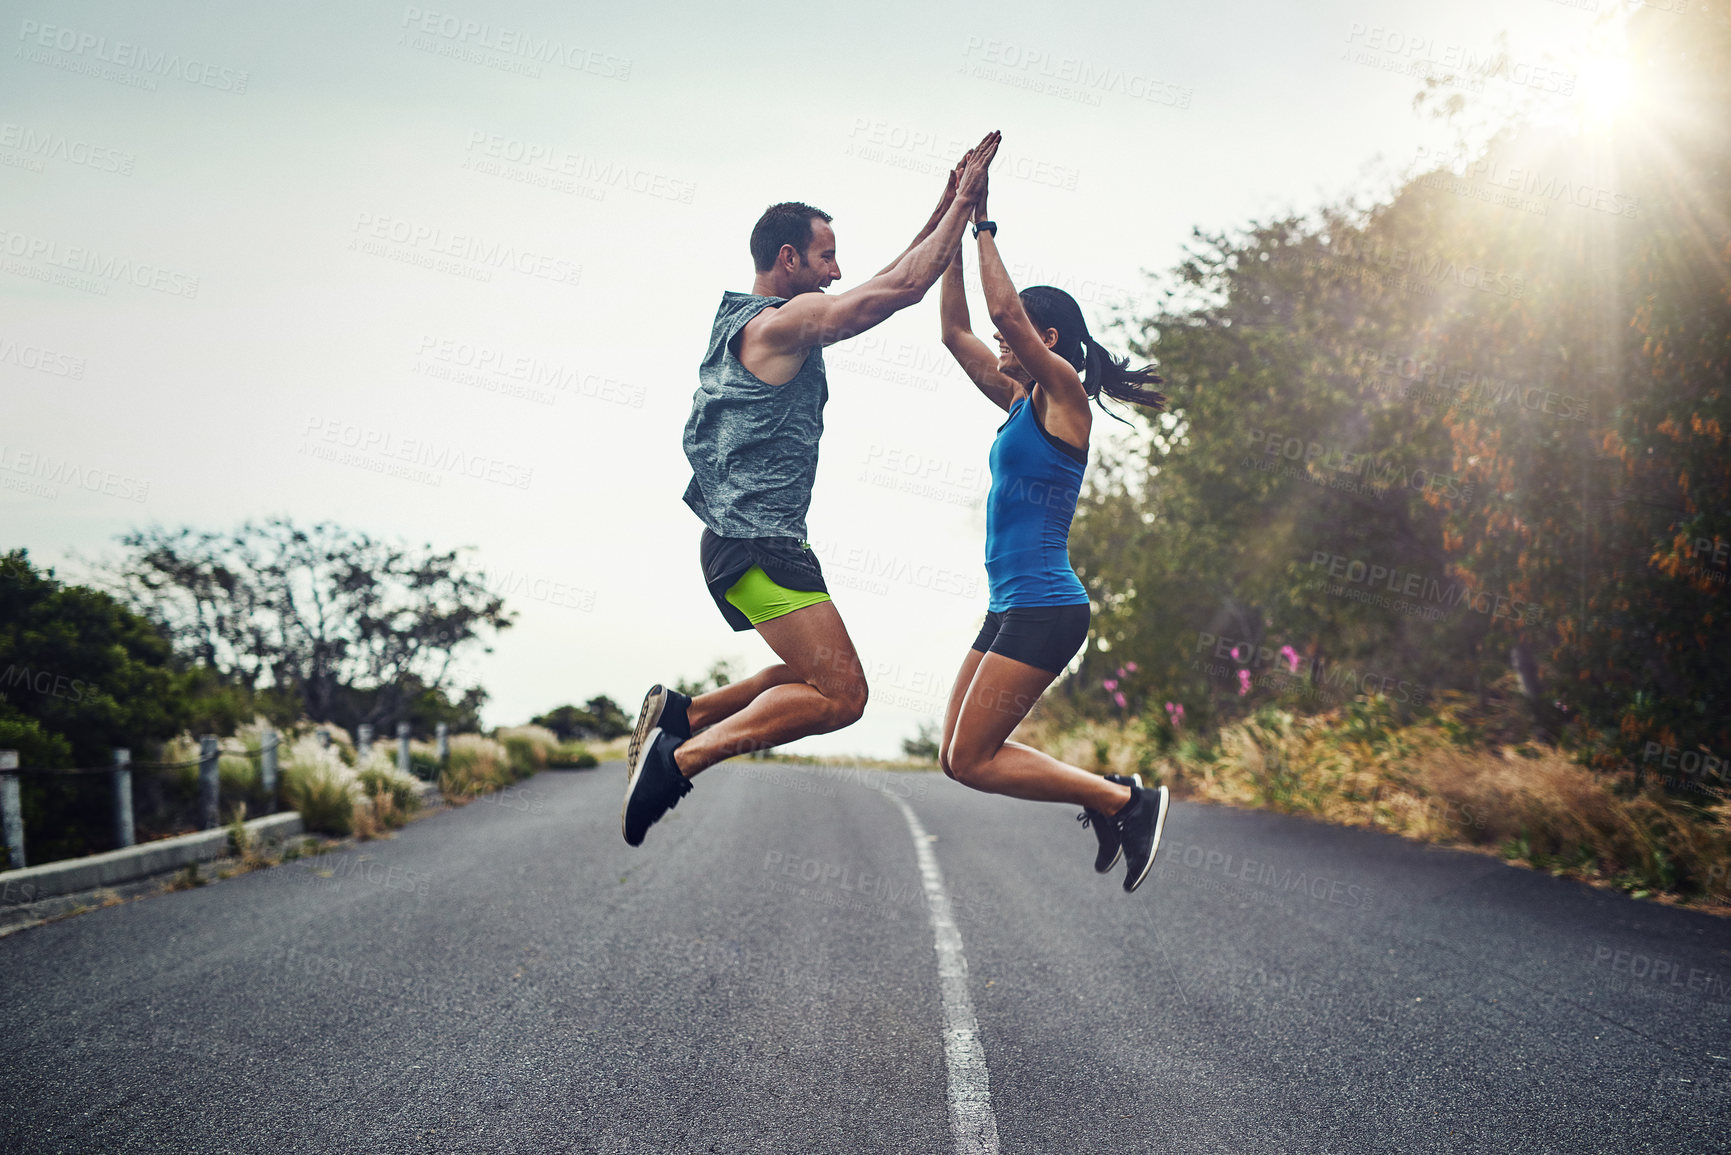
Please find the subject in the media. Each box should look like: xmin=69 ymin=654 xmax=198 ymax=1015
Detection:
xmin=0 ymin=721 xmax=449 ymax=869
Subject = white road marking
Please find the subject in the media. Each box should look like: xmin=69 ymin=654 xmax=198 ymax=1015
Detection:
xmin=881 ymin=789 xmax=1000 ymax=1155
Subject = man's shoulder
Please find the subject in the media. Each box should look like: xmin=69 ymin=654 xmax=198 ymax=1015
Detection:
xmin=721 ymin=289 xmax=787 ymax=308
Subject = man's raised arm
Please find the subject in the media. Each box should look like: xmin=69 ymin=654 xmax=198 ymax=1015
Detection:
xmin=756 ymin=131 xmax=1000 ymax=354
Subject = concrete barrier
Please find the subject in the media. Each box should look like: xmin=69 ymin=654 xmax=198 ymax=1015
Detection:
xmin=0 ymin=812 xmax=305 ymax=906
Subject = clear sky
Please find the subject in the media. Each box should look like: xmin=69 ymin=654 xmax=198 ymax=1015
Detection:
xmin=2 ymin=0 xmax=1616 ymax=756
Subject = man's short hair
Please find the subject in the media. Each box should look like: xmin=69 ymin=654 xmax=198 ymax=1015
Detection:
xmin=750 ymin=202 xmax=832 ymax=273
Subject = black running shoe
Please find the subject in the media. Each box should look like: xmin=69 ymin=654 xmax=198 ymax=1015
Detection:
xmin=627 ymin=684 xmax=692 ymax=782
xmin=1116 ymin=782 xmax=1171 ymax=894
xmin=621 ymin=729 xmax=693 ymax=847
xmin=1077 ymin=773 xmax=1139 ymax=873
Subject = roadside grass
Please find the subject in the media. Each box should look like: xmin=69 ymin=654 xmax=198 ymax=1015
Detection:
xmin=1015 ymin=690 xmax=1731 ymax=911
xmin=750 ymin=749 xmax=939 ymax=773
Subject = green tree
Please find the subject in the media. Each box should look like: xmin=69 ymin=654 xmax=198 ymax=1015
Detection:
xmin=1068 ymin=5 xmax=1730 ymax=776
xmin=532 ymin=695 xmax=631 ymax=741
xmin=108 ymin=518 xmax=513 ymax=733
xmin=0 ymin=550 xmax=192 ymax=864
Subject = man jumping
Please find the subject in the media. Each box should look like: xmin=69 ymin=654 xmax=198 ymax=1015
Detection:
xmin=622 ymin=130 xmax=1002 ymax=846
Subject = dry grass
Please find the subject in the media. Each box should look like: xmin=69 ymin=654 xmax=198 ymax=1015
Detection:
xmin=584 ymin=735 xmax=630 ymax=764
xmin=440 ymin=733 xmax=518 ymax=798
xmin=1015 ymin=694 xmax=1731 ymax=909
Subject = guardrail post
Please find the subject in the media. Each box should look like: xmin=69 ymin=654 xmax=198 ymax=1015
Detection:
xmin=397 ymin=722 xmax=411 ymax=776
xmin=436 ymin=723 xmax=449 ymax=769
xmin=260 ymin=728 xmax=278 ymax=814
xmin=357 ymin=723 xmax=373 ymax=762
xmin=199 ymin=736 xmax=220 ymax=829
xmin=112 ymin=748 xmax=134 ymax=849
xmin=0 ymin=750 xmax=23 ymax=870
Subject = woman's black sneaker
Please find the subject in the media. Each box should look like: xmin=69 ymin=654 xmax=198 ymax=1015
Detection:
xmin=1077 ymin=773 xmax=1139 ymax=873
xmin=1116 ymin=782 xmax=1171 ymax=893
xmin=627 ymin=685 xmax=692 ymax=782
xmin=621 ymin=728 xmax=694 ymax=847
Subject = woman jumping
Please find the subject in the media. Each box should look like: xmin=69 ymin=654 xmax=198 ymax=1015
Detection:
xmin=935 ymin=157 xmax=1171 ymax=892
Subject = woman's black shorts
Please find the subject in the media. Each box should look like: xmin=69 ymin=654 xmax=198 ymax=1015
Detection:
xmin=970 ymin=603 xmax=1091 ymax=674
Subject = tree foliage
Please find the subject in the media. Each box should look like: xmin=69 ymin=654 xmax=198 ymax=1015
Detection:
xmin=533 ymin=696 xmax=631 ymax=741
xmin=1070 ymin=6 xmax=1730 ymax=774
xmin=0 ymin=549 xmax=188 ymax=769
xmin=108 ymin=518 xmax=513 ymax=733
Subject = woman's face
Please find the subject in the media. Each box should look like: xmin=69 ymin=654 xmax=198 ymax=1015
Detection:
xmin=993 ymin=325 xmax=1060 ymax=383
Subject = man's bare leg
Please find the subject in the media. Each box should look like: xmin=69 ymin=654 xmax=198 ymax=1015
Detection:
xmin=673 ymin=600 xmax=868 ymax=777
xmin=687 ymin=665 xmax=803 ymax=731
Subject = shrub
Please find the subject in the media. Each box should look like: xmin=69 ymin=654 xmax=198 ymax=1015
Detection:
xmin=553 ymin=745 xmax=599 ymax=769
xmin=441 ymin=733 xmax=514 ymax=798
xmin=280 ymin=732 xmax=359 ymax=835
xmin=1014 ymin=692 xmax=1731 ymax=905
xmin=355 ymin=746 xmax=422 ymax=823
xmin=496 ymin=725 xmax=559 ymax=776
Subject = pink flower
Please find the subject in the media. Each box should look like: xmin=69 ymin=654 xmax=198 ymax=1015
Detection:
xmin=1237 ymin=669 xmax=1251 ymax=695
xmin=1102 ymin=678 xmax=1119 ymax=692
xmin=1230 ymin=644 xmax=1249 ymax=663
xmin=1125 ymin=661 xmax=1138 ymax=673
xmin=1278 ymin=645 xmax=1300 ymax=673
xmin=1113 ymin=691 xmax=1127 ymax=708
xmin=1164 ymin=701 xmax=1184 ymax=727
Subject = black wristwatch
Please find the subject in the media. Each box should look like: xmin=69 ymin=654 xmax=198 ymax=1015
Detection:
xmin=972 ymin=220 xmax=997 ymax=239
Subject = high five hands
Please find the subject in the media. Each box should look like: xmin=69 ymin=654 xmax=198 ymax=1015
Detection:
xmin=921 ymin=131 xmax=1001 ymax=233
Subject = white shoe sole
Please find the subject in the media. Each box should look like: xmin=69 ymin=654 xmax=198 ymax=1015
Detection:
xmin=1125 ymin=786 xmax=1171 ymax=894
xmin=626 ymin=685 xmax=669 ymax=783
xmin=621 ymin=725 xmax=664 ymax=843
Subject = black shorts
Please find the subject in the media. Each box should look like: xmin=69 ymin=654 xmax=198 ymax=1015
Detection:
xmin=700 ymin=528 xmax=830 ymax=632
xmin=970 ymin=603 xmax=1090 ymax=674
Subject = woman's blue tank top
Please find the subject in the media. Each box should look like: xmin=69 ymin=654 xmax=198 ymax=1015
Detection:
xmin=983 ymin=396 xmax=1090 ymax=611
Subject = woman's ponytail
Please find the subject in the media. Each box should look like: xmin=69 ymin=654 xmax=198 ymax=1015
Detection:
xmin=1020 ymin=285 xmax=1165 ymax=424
xmin=1080 ymin=329 xmax=1166 ymax=422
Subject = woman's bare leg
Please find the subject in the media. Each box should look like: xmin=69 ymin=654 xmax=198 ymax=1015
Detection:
xmin=945 ymin=651 xmax=1132 ymax=813
xmin=937 ymin=647 xmax=986 ymax=777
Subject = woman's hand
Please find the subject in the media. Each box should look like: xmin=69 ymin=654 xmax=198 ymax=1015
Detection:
xmin=972 ymin=169 xmax=990 ymax=224
xmin=956 ymin=131 xmax=999 ymax=211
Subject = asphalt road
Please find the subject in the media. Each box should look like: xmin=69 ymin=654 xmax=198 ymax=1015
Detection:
xmin=2 ymin=761 xmax=1728 ymax=1154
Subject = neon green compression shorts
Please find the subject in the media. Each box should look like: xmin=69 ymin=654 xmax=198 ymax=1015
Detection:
xmin=723 ymin=564 xmax=832 ymax=625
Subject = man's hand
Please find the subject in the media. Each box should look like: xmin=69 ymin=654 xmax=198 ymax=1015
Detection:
xmin=956 ymin=131 xmax=1000 ymax=209
xmin=919 ymin=167 xmax=960 ymax=237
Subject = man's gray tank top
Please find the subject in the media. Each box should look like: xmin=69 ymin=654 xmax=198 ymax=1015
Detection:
xmin=682 ymin=290 xmax=829 ymax=540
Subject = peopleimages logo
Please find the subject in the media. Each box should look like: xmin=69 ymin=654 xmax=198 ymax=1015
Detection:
xmin=1329 ymin=235 xmax=1527 ymax=298
xmin=463 ymin=131 xmax=695 ymax=203
xmin=349 ymin=213 xmax=581 ymax=287
xmin=959 ymin=36 xmax=1193 ymax=109
xmin=1191 ymin=631 xmax=1431 ymax=706
xmin=0 ymin=444 xmax=150 ymax=502
xmin=1244 ymin=426 xmax=1476 ymax=502
xmin=16 ymin=20 xmax=251 ymax=92
xmin=1158 ymin=837 xmax=1377 ymax=910
xmin=1354 ymin=346 xmax=1590 ymax=422
xmin=0 ymin=121 xmax=135 ymax=174
xmin=1 ymin=663 xmax=93 ymax=703
xmin=1308 ymin=551 xmax=1541 ymax=625
xmin=0 ymin=228 xmax=200 ymax=298
xmin=0 ymin=334 xmax=85 ymax=378
xmin=399 ymin=6 xmax=630 ymax=79
xmin=300 ymin=418 xmax=533 ymax=490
